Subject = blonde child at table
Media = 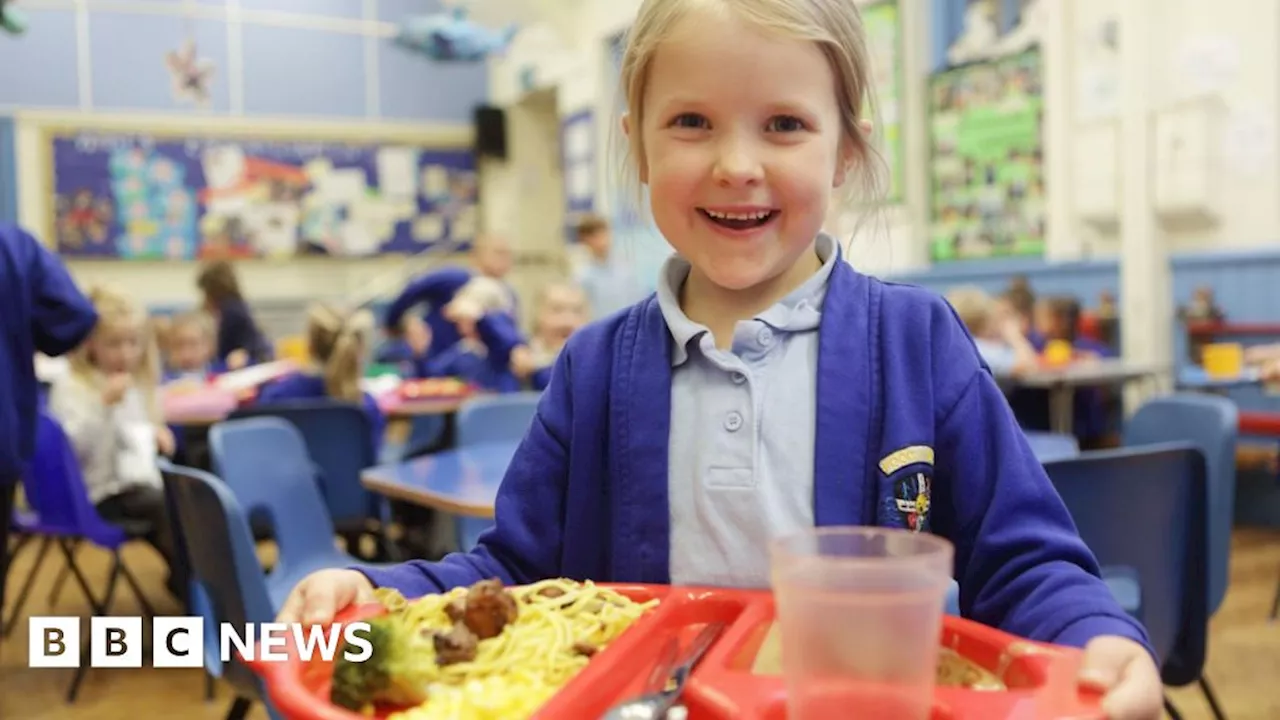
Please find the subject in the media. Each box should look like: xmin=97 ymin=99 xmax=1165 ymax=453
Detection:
xmin=256 ymin=302 xmax=387 ymax=458
xmin=947 ymin=285 xmax=1038 ymax=377
xmin=47 ymin=286 xmax=185 ymax=600
xmin=280 ymin=0 xmax=1162 ymax=716
xmin=159 ymin=310 xmax=224 ymax=383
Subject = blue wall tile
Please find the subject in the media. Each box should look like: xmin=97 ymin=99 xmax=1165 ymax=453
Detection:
xmin=377 ymin=38 xmax=488 ymax=122
xmin=377 ymin=0 xmax=446 ymax=23
xmin=240 ymin=0 xmax=364 ymax=18
xmin=884 ymin=257 xmax=1120 ymax=304
xmin=0 ymin=8 xmax=80 ymax=108
xmin=241 ymin=24 xmax=365 ymax=117
xmin=88 ymin=12 xmax=230 ymax=112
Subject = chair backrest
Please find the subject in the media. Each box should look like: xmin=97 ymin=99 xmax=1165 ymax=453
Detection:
xmin=228 ymin=400 xmax=377 ymax=526
xmin=1022 ymin=431 xmax=1080 ymax=463
xmin=23 ymin=412 xmax=126 ymax=546
xmin=456 ymin=392 xmax=542 ymax=447
xmin=1122 ymin=393 xmax=1237 ymax=615
xmin=160 ymin=462 xmax=277 ymax=714
xmin=208 ymin=417 xmax=340 ymax=573
xmin=1044 ymin=443 xmax=1208 ymax=684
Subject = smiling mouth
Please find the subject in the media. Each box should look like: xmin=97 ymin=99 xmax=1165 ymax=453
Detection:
xmin=698 ymin=208 xmax=779 ymax=231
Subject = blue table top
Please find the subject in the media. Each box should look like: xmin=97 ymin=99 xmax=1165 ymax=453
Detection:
xmin=1177 ymin=366 xmax=1260 ymax=390
xmin=361 ymin=440 xmax=518 ymax=518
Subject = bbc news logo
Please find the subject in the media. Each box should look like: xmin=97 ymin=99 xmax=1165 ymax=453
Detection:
xmin=28 ymin=617 xmax=373 ymax=668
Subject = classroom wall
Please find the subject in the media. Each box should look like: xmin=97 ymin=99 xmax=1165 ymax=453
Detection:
xmin=4 ymin=0 xmax=491 ymax=313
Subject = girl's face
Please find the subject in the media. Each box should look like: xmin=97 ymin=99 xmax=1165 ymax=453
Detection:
xmin=90 ymin=322 xmax=144 ymax=374
xmin=630 ymin=7 xmax=853 ymax=298
xmin=537 ymin=286 xmax=589 ymax=343
xmin=168 ymin=324 xmax=212 ymax=371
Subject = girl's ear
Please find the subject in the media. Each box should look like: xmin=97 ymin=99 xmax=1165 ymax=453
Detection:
xmin=834 ymin=119 xmax=875 ymax=188
xmin=622 ymin=112 xmax=649 ymax=184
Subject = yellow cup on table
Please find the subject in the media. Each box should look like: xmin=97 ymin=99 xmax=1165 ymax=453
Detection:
xmin=1043 ymin=339 xmax=1074 ymax=367
xmin=276 ymin=335 xmax=309 ymax=364
xmin=1201 ymin=342 xmax=1243 ymax=379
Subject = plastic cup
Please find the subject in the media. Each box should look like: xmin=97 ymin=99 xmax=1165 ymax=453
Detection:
xmin=770 ymin=527 xmax=955 ymax=720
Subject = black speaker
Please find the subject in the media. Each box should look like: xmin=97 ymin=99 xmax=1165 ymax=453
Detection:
xmin=474 ymin=105 xmax=507 ymax=160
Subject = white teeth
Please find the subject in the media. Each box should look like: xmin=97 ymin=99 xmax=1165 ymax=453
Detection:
xmin=705 ymin=209 xmax=773 ymax=221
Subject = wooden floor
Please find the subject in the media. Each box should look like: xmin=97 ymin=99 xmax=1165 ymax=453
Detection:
xmin=1 ymin=530 xmax=1277 ymax=720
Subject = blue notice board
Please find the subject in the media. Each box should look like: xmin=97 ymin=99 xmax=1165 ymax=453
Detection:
xmin=47 ymin=130 xmax=477 ymax=260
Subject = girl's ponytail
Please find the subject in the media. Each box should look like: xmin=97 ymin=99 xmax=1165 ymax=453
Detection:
xmin=308 ymin=303 xmax=372 ymax=403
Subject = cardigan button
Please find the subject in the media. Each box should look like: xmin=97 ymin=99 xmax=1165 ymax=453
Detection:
xmin=724 ymin=411 xmax=744 ymax=432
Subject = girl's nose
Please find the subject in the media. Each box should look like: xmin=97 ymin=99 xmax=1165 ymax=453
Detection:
xmin=711 ymin=137 xmax=764 ymax=187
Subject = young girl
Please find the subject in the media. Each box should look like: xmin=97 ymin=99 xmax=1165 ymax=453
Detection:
xmin=47 ymin=286 xmax=186 ymax=600
xmin=256 ymin=303 xmax=387 ymax=458
xmin=280 ymin=1 xmax=1161 ymax=716
xmin=160 ymin=310 xmax=224 ymax=382
xmin=947 ymin=285 xmax=1038 ymax=377
xmin=510 ymin=281 xmax=590 ymax=391
xmin=196 ymin=259 xmax=272 ymax=370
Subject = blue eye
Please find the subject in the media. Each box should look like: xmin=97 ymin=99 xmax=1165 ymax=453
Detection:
xmin=671 ymin=113 xmax=708 ymax=129
xmin=767 ymin=116 xmax=806 ymax=132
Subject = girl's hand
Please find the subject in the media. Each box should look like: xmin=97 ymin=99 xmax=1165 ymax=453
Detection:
xmin=277 ymin=569 xmax=377 ymax=625
xmin=226 ymin=349 xmax=249 ymax=370
xmin=1078 ymin=636 xmax=1163 ymax=720
xmin=103 ymin=373 xmax=132 ymax=405
xmin=510 ymin=345 xmax=536 ymax=379
xmin=155 ymin=426 xmax=176 ymax=457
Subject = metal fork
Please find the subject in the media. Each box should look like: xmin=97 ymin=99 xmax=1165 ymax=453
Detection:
xmin=600 ymin=621 xmax=727 ymax=720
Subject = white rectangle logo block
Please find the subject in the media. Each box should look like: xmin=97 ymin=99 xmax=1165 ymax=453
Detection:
xmin=90 ymin=617 xmax=143 ymax=668
xmin=153 ymin=617 xmax=204 ymax=668
xmin=28 ymin=617 xmax=80 ymax=668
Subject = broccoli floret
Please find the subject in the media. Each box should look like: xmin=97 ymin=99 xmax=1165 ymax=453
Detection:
xmin=331 ymin=613 xmax=438 ymax=711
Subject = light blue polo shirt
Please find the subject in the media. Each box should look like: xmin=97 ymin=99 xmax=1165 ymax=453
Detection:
xmin=656 ymin=233 xmax=837 ymax=588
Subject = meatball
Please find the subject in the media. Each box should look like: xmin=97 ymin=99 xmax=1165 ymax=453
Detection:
xmin=433 ymin=624 xmax=479 ymax=665
xmin=462 ymin=579 xmax=519 ymax=640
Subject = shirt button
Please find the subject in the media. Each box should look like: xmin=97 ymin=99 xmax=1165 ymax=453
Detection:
xmin=757 ymin=327 xmax=774 ymax=346
xmin=731 ymin=372 xmax=746 ymax=384
xmin=724 ymin=411 xmax=744 ymax=432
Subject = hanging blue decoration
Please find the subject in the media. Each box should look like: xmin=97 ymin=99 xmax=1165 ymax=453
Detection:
xmin=1 ymin=0 xmax=28 ymax=36
xmin=392 ymin=6 xmax=518 ymax=62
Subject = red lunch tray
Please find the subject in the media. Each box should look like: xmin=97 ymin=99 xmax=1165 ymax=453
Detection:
xmin=248 ymin=584 xmax=1105 ymax=720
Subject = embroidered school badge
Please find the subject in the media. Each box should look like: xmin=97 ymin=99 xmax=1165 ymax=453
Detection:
xmin=894 ymin=471 xmax=932 ymax=533
xmin=879 ymin=445 xmax=934 ymax=533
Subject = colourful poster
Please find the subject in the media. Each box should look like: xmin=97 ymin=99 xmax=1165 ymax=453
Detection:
xmin=862 ymin=1 xmax=903 ymax=203
xmin=928 ymin=48 xmax=1044 ymax=262
xmin=49 ymin=132 xmax=476 ymax=260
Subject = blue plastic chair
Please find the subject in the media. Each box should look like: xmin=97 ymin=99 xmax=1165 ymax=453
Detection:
xmin=450 ymin=392 xmax=543 ymax=549
xmin=208 ymin=417 xmax=360 ymax=610
xmin=1044 ymin=444 xmax=1211 ymax=719
xmin=5 ymin=412 xmax=160 ymax=702
xmin=160 ymin=462 xmax=283 ymax=720
xmin=1122 ymin=394 xmax=1237 ymax=618
xmin=1121 ymin=394 xmax=1235 ymax=720
xmin=1023 ymin=431 xmax=1081 ymax=463
xmin=229 ymin=399 xmax=390 ymax=558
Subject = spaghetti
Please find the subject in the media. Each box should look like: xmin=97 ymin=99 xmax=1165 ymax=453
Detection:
xmin=361 ymin=578 xmax=658 ymax=720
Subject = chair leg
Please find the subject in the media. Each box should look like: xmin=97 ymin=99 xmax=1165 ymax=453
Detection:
xmin=66 ymin=628 xmax=92 ymax=703
xmin=204 ymin=670 xmax=216 ymax=702
xmin=116 ymin=556 xmax=157 ymax=619
xmin=1199 ymin=675 xmax=1228 ymax=720
xmin=1164 ymin=696 xmax=1184 ymax=720
xmin=55 ymin=538 xmax=106 ymax=615
xmin=2 ymin=536 xmax=52 ymax=638
xmin=46 ymin=538 xmax=80 ymax=607
xmin=1271 ymin=568 xmax=1279 ymax=620
xmin=225 ymin=696 xmax=253 ymax=720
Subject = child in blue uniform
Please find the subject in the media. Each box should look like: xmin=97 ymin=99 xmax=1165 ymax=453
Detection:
xmin=256 ymin=303 xmax=387 ymax=458
xmin=196 ymin=259 xmax=272 ymax=370
xmin=0 ymin=224 xmax=98 ymax=620
xmin=159 ymin=310 xmax=225 ymax=382
xmin=381 ymin=234 xmax=517 ymax=364
xmin=280 ymin=0 xmax=1162 ymax=715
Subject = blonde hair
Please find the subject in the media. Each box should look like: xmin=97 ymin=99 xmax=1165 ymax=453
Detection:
xmin=614 ymin=0 xmax=887 ymax=240
xmin=69 ymin=286 xmax=162 ymax=420
xmin=306 ymin=303 xmax=373 ymax=403
xmin=946 ymin=285 xmax=996 ymax=336
xmin=162 ymin=310 xmax=215 ymax=347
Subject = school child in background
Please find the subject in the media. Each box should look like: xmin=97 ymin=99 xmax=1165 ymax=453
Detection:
xmin=373 ymin=313 xmax=432 ymax=376
xmin=47 ymin=286 xmax=187 ymax=601
xmin=281 ymin=0 xmax=1162 ymax=716
xmin=382 ymin=233 xmax=517 ymax=365
xmin=196 ymin=259 xmax=272 ymax=370
xmin=573 ymin=214 xmax=645 ymax=319
xmin=1033 ymin=295 xmax=1115 ymax=447
xmin=160 ymin=310 xmax=224 ymax=382
xmin=511 ymin=282 xmax=590 ymax=391
xmin=256 ymin=303 xmax=386 ymax=458
xmin=0 ymin=223 xmax=99 ymax=623
xmin=947 ymin=286 xmax=1039 ymax=376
